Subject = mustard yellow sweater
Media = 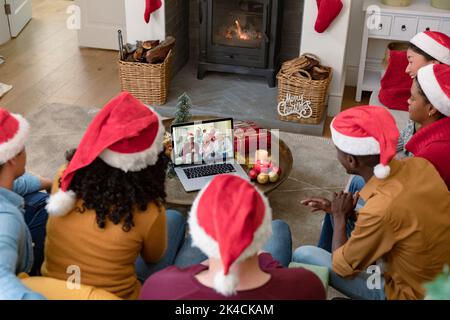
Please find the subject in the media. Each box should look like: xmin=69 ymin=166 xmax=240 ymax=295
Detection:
xmin=41 ymin=167 xmax=167 ymax=300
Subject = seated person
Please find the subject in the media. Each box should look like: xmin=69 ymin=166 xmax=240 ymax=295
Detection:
xmin=140 ymin=175 xmax=326 ymax=300
xmin=294 ymin=106 xmax=450 ymax=300
xmin=371 ymin=31 xmax=450 ymax=131
xmin=405 ymin=64 xmax=450 ymax=190
xmin=42 ymin=92 xmax=185 ymax=300
xmin=0 ymin=108 xmax=45 ymax=299
xmin=316 ymin=64 xmax=450 ymax=252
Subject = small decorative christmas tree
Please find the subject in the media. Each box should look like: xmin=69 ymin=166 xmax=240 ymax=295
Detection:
xmin=173 ymin=92 xmax=193 ymax=125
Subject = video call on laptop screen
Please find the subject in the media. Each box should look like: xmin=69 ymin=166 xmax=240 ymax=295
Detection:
xmin=172 ymin=119 xmax=234 ymax=166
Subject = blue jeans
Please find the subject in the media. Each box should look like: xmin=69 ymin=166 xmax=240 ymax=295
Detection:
xmin=23 ymin=192 xmax=49 ymax=276
xmin=136 ymin=210 xmax=188 ymax=282
xmin=317 ymin=175 xmax=366 ymax=253
xmin=174 ymin=219 xmax=293 ymax=268
xmin=292 ymin=246 xmax=386 ymax=300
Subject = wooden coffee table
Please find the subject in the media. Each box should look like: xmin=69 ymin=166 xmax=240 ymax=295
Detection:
xmin=163 ymin=117 xmax=293 ymax=206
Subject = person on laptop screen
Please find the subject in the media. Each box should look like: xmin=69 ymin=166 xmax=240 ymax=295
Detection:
xmin=180 ymin=133 xmax=200 ymax=164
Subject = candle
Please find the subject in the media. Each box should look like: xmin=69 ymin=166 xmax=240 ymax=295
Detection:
xmin=255 ymin=149 xmax=269 ymax=162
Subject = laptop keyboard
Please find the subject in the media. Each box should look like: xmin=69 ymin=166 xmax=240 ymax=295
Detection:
xmin=183 ymin=163 xmax=236 ymax=179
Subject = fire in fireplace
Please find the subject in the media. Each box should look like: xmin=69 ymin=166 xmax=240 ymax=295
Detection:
xmin=198 ymin=0 xmax=283 ymax=87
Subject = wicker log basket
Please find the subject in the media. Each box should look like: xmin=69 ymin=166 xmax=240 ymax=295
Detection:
xmin=118 ymin=50 xmax=173 ymax=106
xmin=277 ymin=53 xmax=332 ymax=125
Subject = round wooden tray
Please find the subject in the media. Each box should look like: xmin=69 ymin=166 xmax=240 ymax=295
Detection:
xmin=163 ymin=117 xmax=293 ymax=206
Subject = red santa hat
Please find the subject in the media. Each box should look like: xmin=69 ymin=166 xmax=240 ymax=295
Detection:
xmin=188 ymin=175 xmax=272 ymax=296
xmin=330 ymin=106 xmax=399 ymax=179
xmin=46 ymin=92 xmax=165 ymax=216
xmin=417 ymin=64 xmax=450 ymax=117
xmin=0 ymin=108 xmax=29 ymax=164
xmin=410 ymin=31 xmax=450 ymax=65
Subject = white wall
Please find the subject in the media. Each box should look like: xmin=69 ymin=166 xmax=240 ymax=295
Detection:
xmin=125 ymin=0 xmax=165 ymax=44
xmin=300 ymin=0 xmax=353 ymax=116
xmin=0 ymin=9 xmax=11 ymax=45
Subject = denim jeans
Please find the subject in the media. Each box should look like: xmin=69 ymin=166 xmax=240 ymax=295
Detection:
xmin=174 ymin=219 xmax=293 ymax=268
xmin=23 ymin=192 xmax=49 ymax=276
xmin=292 ymin=245 xmax=386 ymax=300
xmin=136 ymin=209 xmax=187 ymax=282
xmin=317 ymin=175 xmax=366 ymax=253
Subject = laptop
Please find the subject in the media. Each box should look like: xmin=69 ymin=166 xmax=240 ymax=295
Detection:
xmin=171 ymin=118 xmax=248 ymax=192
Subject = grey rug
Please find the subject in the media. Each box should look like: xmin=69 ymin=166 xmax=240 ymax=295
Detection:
xmin=25 ymin=103 xmax=348 ymax=249
xmin=153 ymin=61 xmax=326 ymax=136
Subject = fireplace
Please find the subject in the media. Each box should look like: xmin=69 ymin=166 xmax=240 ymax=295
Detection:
xmin=197 ymin=0 xmax=283 ymax=87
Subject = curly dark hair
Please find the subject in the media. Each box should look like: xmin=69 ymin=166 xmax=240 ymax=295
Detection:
xmin=63 ymin=149 xmax=170 ymax=232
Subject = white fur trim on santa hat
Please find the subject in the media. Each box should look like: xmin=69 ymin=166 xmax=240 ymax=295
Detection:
xmin=99 ymin=108 xmax=165 ymax=172
xmin=330 ymin=120 xmax=381 ymax=156
xmin=45 ymin=190 xmax=77 ymax=216
xmin=0 ymin=114 xmax=29 ymax=164
xmin=418 ymin=65 xmax=450 ymax=117
xmin=411 ymin=32 xmax=450 ymax=65
xmin=214 ymin=271 xmax=239 ymax=297
xmin=374 ymin=164 xmax=391 ymax=180
xmin=188 ymin=177 xmax=273 ymax=296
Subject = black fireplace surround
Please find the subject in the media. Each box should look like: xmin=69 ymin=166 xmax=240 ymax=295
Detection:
xmin=197 ymin=0 xmax=283 ymax=87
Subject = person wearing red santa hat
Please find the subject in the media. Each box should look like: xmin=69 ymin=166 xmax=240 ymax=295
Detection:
xmin=0 ymin=108 xmax=46 ymax=300
xmin=310 ymin=64 xmax=450 ymax=256
xmin=40 ymin=92 xmax=186 ymax=300
xmin=407 ymin=31 xmax=450 ymax=78
xmin=294 ymin=106 xmax=450 ymax=300
xmin=139 ymin=175 xmax=326 ymax=300
xmin=373 ymin=31 xmax=449 ymax=115
xmin=180 ymin=132 xmax=200 ymax=164
xmin=405 ymin=64 xmax=450 ymax=189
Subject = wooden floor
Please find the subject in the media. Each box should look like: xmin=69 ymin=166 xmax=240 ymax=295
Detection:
xmin=0 ymin=0 xmax=121 ymax=115
xmin=0 ymin=0 xmax=369 ymax=138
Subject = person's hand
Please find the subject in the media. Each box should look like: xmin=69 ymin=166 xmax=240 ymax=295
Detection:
xmin=301 ymin=197 xmax=331 ymax=213
xmin=39 ymin=176 xmax=53 ymax=193
xmin=331 ymin=191 xmax=358 ymax=222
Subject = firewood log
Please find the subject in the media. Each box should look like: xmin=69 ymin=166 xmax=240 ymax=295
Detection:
xmin=145 ymin=36 xmax=175 ymax=64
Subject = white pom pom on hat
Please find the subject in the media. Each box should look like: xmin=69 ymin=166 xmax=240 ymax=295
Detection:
xmin=213 ymin=271 xmax=239 ymax=297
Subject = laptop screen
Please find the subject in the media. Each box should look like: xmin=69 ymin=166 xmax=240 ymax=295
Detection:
xmin=171 ymin=118 xmax=234 ymax=166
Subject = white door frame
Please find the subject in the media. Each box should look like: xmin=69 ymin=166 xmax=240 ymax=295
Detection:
xmin=5 ymin=0 xmax=32 ymax=37
xmin=0 ymin=0 xmax=12 ymax=44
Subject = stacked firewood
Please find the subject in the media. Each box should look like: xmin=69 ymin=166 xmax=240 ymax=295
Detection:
xmin=280 ymin=54 xmax=330 ymax=80
xmin=120 ymin=36 xmax=175 ymax=64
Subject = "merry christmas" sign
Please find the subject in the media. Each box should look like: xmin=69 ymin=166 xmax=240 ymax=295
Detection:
xmin=277 ymin=93 xmax=313 ymax=119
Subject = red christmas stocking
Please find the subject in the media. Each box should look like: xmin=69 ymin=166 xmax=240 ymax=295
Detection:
xmin=314 ymin=0 xmax=343 ymax=33
xmin=144 ymin=0 xmax=162 ymax=24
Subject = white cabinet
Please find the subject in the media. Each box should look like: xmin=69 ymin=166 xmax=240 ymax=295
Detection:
xmin=356 ymin=0 xmax=450 ymax=102
xmin=391 ymin=16 xmax=418 ymax=40
xmin=441 ymin=20 xmax=450 ymax=34
xmin=418 ymin=18 xmax=441 ymax=32
xmin=368 ymin=15 xmax=393 ymax=37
